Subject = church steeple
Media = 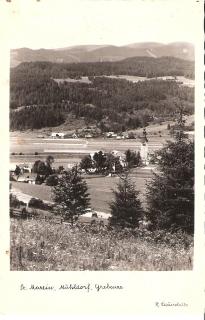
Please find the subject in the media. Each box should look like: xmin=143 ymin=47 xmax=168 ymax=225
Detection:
xmin=140 ymin=128 xmax=149 ymax=165
xmin=141 ymin=128 xmax=148 ymax=145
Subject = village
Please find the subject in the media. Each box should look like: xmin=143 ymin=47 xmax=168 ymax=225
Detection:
xmin=10 ymin=128 xmax=150 ymax=179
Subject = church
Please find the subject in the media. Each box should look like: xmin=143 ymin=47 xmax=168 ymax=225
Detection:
xmin=140 ymin=128 xmax=149 ymax=166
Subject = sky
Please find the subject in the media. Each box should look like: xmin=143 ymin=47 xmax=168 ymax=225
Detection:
xmin=1 ymin=0 xmax=202 ymax=49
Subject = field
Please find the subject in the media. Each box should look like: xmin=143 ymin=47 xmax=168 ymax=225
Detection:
xmin=10 ymin=219 xmax=193 ymax=271
xmin=11 ymin=167 xmax=153 ymax=213
xmin=10 ymin=114 xmax=194 ymax=168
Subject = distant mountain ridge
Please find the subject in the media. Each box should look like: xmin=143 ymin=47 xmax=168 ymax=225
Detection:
xmin=10 ymin=42 xmax=194 ymax=67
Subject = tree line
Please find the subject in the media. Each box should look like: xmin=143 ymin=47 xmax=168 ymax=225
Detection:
xmin=11 ymin=56 xmax=194 ymax=80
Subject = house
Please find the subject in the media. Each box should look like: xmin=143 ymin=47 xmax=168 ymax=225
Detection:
xmin=17 ymin=175 xmax=28 ymax=183
xmin=72 ymin=133 xmax=78 ymax=139
xmin=27 ymin=176 xmax=36 ymax=184
xmin=106 ymin=132 xmax=115 ymax=138
xmin=111 ymin=150 xmax=126 ymax=168
xmin=9 ymin=164 xmax=17 ymax=176
xmin=17 ymin=174 xmax=37 ymax=184
xmin=122 ymin=133 xmax=129 ymax=139
xmin=67 ymin=163 xmax=77 ymax=169
xmin=85 ymin=134 xmax=93 ymax=139
xmin=87 ymin=168 xmax=97 ymax=173
xmin=184 ymin=131 xmax=194 ymax=140
xmin=51 ymin=132 xmax=65 ymax=139
xmin=19 ymin=163 xmax=32 ymax=173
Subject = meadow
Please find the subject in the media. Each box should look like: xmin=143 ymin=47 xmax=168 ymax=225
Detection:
xmin=10 ymin=218 xmax=193 ymax=271
xmin=11 ymin=168 xmax=153 ymax=213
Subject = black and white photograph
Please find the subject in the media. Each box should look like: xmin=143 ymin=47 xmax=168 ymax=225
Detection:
xmin=8 ymin=0 xmax=197 ymax=272
xmin=0 ymin=0 xmax=204 ymax=317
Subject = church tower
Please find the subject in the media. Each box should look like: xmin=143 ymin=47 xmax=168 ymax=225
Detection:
xmin=140 ymin=128 xmax=149 ymax=166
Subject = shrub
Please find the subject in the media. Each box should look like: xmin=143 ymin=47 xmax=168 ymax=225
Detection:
xmin=10 ymin=193 xmax=26 ymax=208
xmin=28 ymin=197 xmax=46 ymax=210
xmin=46 ymin=174 xmax=58 ymax=186
xmin=35 ymin=174 xmax=45 ymax=184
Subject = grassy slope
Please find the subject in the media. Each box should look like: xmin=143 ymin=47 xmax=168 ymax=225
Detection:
xmin=11 ymin=169 xmax=152 ymax=213
xmin=10 ymin=219 xmax=193 ymax=271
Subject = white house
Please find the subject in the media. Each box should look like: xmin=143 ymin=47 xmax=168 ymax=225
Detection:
xmin=10 ymin=164 xmax=17 ymax=173
xmin=106 ymin=132 xmax=117 ymax=138
xmin=111 ymin=150 xmax=126 ymax=168
xmin=72 ymin=133 xmax=78 ymax=139
xmin=85 ymin=134 xmax=93 ymax=139
xmin=51 ymin=132 xmax=65 ymax=139
xmin=184 ymin=131 xmax=194 ymax=140
xmin=19 ymin=164 xmax=32 ymax=173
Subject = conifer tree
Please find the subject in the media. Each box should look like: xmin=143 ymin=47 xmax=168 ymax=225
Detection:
xmin=52 ymin=166 xmax=90 ymax=223
xmin=146 ymin=108 xmax=194 ymax=233
xmin=109 ymin=174 xmax=143 ymax=228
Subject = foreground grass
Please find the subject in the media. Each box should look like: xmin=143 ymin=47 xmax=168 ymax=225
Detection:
xmin=10 ymin=218 xmax=193 ymax=271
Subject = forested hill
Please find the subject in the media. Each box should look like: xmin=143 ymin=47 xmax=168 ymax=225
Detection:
xmin=11 ymin=56 xmax=194 ymax=79
xmin=10 ymin=57 xmax=194 ymax=132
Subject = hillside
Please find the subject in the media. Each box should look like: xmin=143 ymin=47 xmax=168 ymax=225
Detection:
xmin=10 ymin=57 xmax=194 ymax=132
xmin=10 ymin=42 xmax=194 ymax=67
xmin=11 ymin=55 xmax=194 ymax=80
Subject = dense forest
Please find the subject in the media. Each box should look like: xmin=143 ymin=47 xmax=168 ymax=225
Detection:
xmin=10 ymin=57 xmax=194 ymax=131
xmin=11 ymin=56 xmax=194 ymax=80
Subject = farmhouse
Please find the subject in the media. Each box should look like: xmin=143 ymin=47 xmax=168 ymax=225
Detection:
xmin=9 ymin=164 xmax=17 ymax=176
xmin=17 ymin=174 xmax=37 ymax=184
xmin=106 ymin=132 xmax=116 ymax=138
xmin=51 ymin=132 xmax=65 ymax=139
xmin=85 ymin=134 xmax=93 ymax=139
xmin=184 ymin=131 xmax=194 ymax=140
xmin=111 ymin=150 xmax=126 ymax=167
xmin=72 ymin=133 xmax=78 ymax=139
xmin=19 ymin=163 xmax=32 ymax=173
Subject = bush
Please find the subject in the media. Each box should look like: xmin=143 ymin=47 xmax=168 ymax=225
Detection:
xmin=46 ymin=174 xmax=58 ymax=186
xmin=35 ymin=174 xmax=45 ymax=184
xmin=28 ymin=197 xmax=46 ymax=210
xmin=10 ymin=193 xmax=26 ymax=208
